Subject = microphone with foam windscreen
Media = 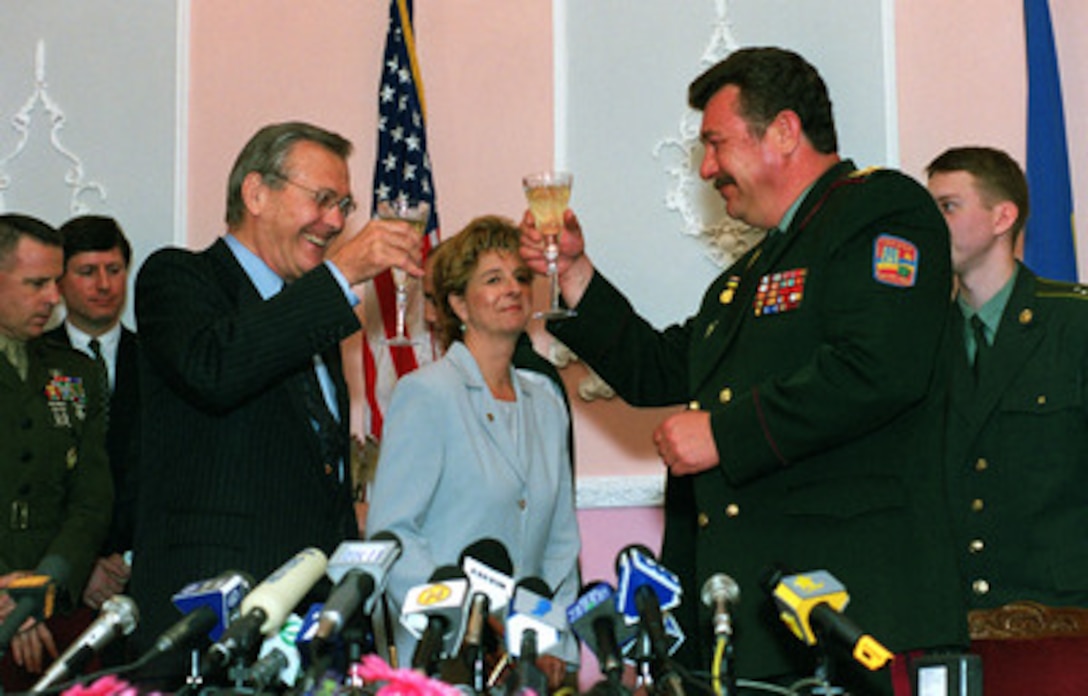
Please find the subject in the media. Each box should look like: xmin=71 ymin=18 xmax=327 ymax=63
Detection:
xmin=30 ymin=595 xmax=139 ymax=692
xmin=204 ymin=547 xmax=328 ymax=671
xmin=0 ymin=555 xmax=70 ymax=655
xmin=401 ymin=565 xmax=470 ymax=675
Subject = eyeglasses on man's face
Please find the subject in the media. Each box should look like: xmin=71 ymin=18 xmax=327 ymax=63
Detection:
xmin=270 ymin=173 xmax=357 ymax=218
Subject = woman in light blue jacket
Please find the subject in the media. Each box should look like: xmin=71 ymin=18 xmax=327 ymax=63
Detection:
xmin=367 ymin=215 xmax=579 ymax=686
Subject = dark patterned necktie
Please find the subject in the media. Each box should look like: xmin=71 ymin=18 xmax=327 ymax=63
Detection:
xmin=298 ymin=363 xmax=342 ymax=475
xmin=89 ymin=338 xmax=110 ymax=390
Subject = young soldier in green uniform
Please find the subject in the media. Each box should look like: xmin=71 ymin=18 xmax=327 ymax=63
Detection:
xmin=0 ymin=214 xmax=112 ymax=690
xmin=928 ymin=147 xmax=1088 ymax=610
xmin=521 ymin=47 xmax=966 ymax=695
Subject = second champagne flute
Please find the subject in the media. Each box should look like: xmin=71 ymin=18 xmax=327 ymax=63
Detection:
xmin=376 ymin=198 xmax=430 ymax=345
xmin=523 ymin=170 xmax=575 ymax=319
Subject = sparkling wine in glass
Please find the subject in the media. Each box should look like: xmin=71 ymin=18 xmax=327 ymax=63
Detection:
xmin=523 ymin=170 xmax=575 ymax=319
xmin=377 ymin=198 xmax=430 ymax=346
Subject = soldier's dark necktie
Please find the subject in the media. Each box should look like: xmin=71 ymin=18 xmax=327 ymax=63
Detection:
xmin=970 ymin=315 xmax=989 ymax=385
xmin=89 ymin=338 xmax=110 ymax=390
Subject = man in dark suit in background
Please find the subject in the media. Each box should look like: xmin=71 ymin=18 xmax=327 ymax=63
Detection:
xmin=521 ymin=47 xmax=966 ymax=695
xmin=128 ymin=121 xmax=423 ymax=681
xmin=46 ymin=215 xmax=140 ymax=616
xmin=927 ymin=147 xmax=1088 ymax=610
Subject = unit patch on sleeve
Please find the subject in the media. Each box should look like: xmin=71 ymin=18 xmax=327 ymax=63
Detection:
xmin=754 ymin=268 xmax=807 ymax=316
xmin=873 ymin=234 xmax=918 ymax=288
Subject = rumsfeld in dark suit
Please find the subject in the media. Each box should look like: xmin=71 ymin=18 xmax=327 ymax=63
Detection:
xmin=47 ymin=215 xmax=141 ymax=617
xmin=128 ymin=122 xmax=423 ymax=681
xmin=520 ymin=48 xmax=967 ymax=695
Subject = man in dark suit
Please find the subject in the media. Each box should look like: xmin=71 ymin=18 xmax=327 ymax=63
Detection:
xmin=927 ymin=146 xmax=1088 ymax=610
xmin=46 ymin=215 xmax=140 ymax=615
xmin=521 ymin=48 xmax=966 ymax=695
xmin=128 ymin=121 xmax=423 ymax=681
xmin=0 ymin=214 xmax=112 ymax=690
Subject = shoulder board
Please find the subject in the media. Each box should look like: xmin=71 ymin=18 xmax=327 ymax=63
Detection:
xmin=1036 ymin=277 xmax=1088 ymax=301
xmin=848 ymin=166 xmax=884 ymax=180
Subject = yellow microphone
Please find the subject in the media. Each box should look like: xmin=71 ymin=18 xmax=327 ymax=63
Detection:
xmin=766 ymin=567 xmax=893 ymax=671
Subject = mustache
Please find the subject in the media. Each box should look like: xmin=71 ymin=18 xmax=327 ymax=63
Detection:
xmin=713 ymin=174 xmax=736 ymax=189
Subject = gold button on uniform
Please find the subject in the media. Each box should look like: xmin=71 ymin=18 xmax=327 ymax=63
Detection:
xmin=969 ymin=539 xmax=984 ymax=553
xmin=971 ymin=498 xmax=984 ymax=512
xmin=697 ymin=512 xmax=710 ymax=528
xmin=725 ymin=503 xmax=740 ymax=518
xmin=1036 ymin=395 xmax=1047 ymax=406
xmin=689 ymin=400 xmax=701 ymax=410
xmin=975 ymin=458 xmax=988 ymax=472
xmin=972 ymin=579 xmax=990 ymax=595
xmin=1019 ymin=308 xmax=1033 ymax=325
xmin=719 ymin=387 xmax=733 ymax=404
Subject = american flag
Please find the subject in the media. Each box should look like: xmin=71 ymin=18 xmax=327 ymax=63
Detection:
xmin=361 ymin=0 xmax=441 ymax=437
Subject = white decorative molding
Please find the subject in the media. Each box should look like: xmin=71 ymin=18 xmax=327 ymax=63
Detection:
xmin=549 ymin=339 xmax=616 ymax=402
xmin=576 ymin=473 xmax=665 ymax=510
xmin=652 ymin=0 xmax=765 ymax=268
xmin=0 ymin=40 xmax=107 ymax=214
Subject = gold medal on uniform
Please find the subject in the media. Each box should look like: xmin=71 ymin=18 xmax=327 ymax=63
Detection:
xmin=720 ymin=275 xmax=741 ymax=305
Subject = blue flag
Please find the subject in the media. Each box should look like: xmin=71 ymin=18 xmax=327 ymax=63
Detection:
xmin=1023 ymin=0 xmax=1077 ymax=281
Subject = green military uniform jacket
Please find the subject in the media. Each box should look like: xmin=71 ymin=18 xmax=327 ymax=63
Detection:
xmin=946 ymin=264 xmax=1088 ymax=610
xmin=550 ymin=161 xmax=967 ymax=682
xmin=1 ymin=336 xmax=112 ymax=608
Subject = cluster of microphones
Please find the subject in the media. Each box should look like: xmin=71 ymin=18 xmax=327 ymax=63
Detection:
xmin=0 ymin=537 xmax=894 ymax=695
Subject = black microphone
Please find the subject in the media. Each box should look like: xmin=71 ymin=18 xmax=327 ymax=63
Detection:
xmin=134 ymin=569 xmax=256 ymax=666
xmin=401 ymin=565 xmax=470 ymax=674
xmin=31 ymin=595 xmax=139 ymax=692
xmin=615 ymin=546 xmax=686 ymax=696
xmin=504 ymin=577 xmax=555 ymax=696
xmin=566 ymin=581 xmax=636 ymax=684
xmin=457 ymin=537 xmax=515 ymax=690
xmin=312 ymin=531 xmax=401 ymax=655
xmin=205 ymin=547 xmax=327 ymax=670
xmin=0 ymin=555 xmax=70 ymax=655
xmin=459 ymin=537 xmax=515 ymax=611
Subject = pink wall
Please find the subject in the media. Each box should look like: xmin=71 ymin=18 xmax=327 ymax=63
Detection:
xmin=897 ymin=0 xmax=1088 ymax=276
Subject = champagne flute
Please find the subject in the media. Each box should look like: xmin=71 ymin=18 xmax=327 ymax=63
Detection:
xmin=377 ymin=198 xmax=430 ymax=346
xmin=523 ymin=170 xmax=575 ymax=319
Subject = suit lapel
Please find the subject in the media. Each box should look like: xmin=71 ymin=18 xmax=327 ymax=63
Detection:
xmin=209 ymin=240 xmax=347 ymax=473
xmin=450 ymin=343 xmax=525 ymax=480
